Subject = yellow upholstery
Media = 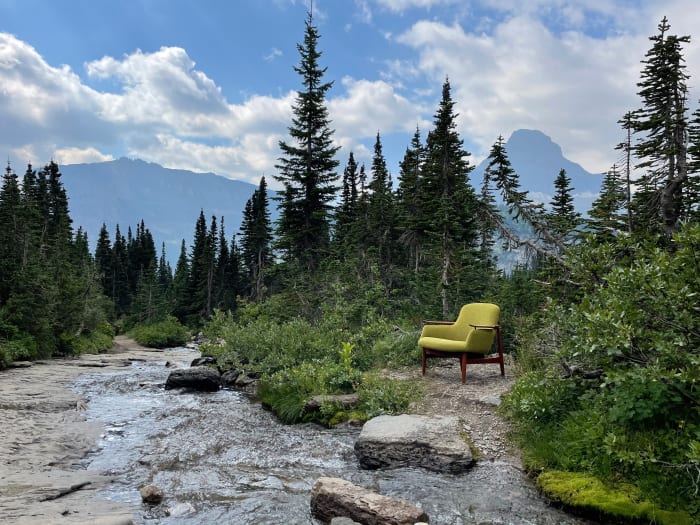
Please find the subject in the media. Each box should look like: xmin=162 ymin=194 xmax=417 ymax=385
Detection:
xmin=419 ymin=303 xmax=504 ymax=383
xmin=418 ymin=303 xmax=500 ymax=354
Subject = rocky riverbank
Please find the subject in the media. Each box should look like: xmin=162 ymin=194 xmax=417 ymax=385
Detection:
xmin=0 ymin=336 xmax=190 ymax=525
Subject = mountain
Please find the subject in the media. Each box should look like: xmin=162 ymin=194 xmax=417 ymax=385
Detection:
xmin=471 ymin=129 xmax=603 ymax=213
xmin=61 ymin=158 xmax=258 ymax=262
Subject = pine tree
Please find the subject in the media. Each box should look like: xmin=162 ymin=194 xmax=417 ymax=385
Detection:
xmin=0 ymin=164 xmax=22 ymax=305
xmin=631 ymin=17 xmax=691 ymax=234
xmin=214 ymin=218 xmax=237 ymax=311
xmin=588 ymin=165 xmax=628 ymax=238
xmin=240 ymin=178 xmax=273 ymax=302
xmin=548 ymin=169 xmax=581 ymax=240
xmin=170 ymin=239 xmax=190 ymax=323
xmin=157 ymin=242 xmax=172 ymax=290
xmin=421 ymin=79 xmax=479 ymax=317
xmin=274 ymin=11 xmax=340 ymax=272
xmin=334 ymin=151 xmax=359 ymax=252
xmin=111 ymin=225 xmax=131 ymax=317
xmin=366 ymin=132 xmax=396 ymax=272
xmin=396 ymin=127 xmax=425 ymax=272
xmin=95 ymin=224 xmax=113 ymax=300
xmin=686 ymin=104 xmax=700 ymax=221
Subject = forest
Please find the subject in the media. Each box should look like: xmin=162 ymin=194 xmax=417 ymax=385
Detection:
xmin=0 ymin=12 xmax=698 ymax=524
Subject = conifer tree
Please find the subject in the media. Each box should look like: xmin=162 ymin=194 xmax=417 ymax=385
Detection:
xmin=214 ymin=218 xmax=238 ymax=311
xmin=396 ymin=127 xmax=425 ymax=272
xmin=157 ymin=242 xmax=172 ymax=289
xmin=366 ymin=132 xmax=396 ymax=272
xmin=588 ymin=165 xmax=628 ymax=238
xmin=274 ymin=11 xmax=340 ymax=272
xmin=421 ymin=79 xmax=479 ymax=317
xmin=111 ymin=225 xmax=131 ymax=316
xmin=241 ymin=178 xmax=273 ymax=301
xmin=0 ymin=164 xmax=22 ymax=305
xmin=95 ymin=224 xmax=113 ymax=300
xmin=547 ymin=169 xmax=581 ymax=240
xmin=631 ymin=17 xmax=691 ymax=234
xmin=170 ymin=239 xmax=190 ymax=323
xmin=334 ymin=151 xmax=359 ymax=251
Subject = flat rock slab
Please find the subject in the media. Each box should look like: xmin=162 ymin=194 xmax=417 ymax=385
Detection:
xmin=310 ymin=477 xmax=429 ymax=525
xmin=354 ymin=414 xmax=474 ymax=472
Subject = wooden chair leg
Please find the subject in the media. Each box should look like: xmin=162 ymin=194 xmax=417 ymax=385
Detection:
xmin=421 ymin=348 xmax=426 ymax=376
xmin=460 ymin=353 xmax=467 ymax=384
xmin=496 ymin=326 xmax=505 ymax=376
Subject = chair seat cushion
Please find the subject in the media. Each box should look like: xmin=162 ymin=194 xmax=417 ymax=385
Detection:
xmin=419 ymin=336 xmax=470 ymax=353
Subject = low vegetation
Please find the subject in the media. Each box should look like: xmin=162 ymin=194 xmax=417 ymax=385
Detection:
xmin=129 ymin=316 xmax=190 ymax=349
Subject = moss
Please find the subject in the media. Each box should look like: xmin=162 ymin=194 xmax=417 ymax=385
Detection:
xmin=536 ymin=470 xmax=692 ymax=525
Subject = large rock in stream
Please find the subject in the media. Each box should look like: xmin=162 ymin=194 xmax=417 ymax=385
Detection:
xmin=164 ymin=367 xmax=220 ymax=392
xmin=354 ymin=414 xmax=474 ymax=472
xmin=310 ymin=477 xmax=429 ymax=525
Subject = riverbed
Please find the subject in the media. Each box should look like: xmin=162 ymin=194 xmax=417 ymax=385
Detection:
xmin=0 ymin=339 xmax=596 ymax=524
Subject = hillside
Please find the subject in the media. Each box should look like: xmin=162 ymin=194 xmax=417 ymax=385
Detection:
xmin=61 ymin=158 xmax=258 ymax=260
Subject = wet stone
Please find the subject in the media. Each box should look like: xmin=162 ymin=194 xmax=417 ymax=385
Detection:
xmin=354 ymin=414 xmax=474 ymax=473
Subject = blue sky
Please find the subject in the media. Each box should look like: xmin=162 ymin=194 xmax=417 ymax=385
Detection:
xmin=0 ymin=0 xmax=698 ymax=187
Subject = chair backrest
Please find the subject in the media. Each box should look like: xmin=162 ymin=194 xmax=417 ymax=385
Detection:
xmin=454 ymin=303 xmax=500 ymax=353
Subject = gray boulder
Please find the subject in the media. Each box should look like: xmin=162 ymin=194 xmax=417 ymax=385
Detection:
xmin=310 ymin=477 xmax=428 ymax=525
xmin=354 ymin=414 xmax=474 ymax=472
xmin=164 ymin=367 xmax=220 ymax=392
xmin=190 ymin=356 xmax=216 ymax=367
xmin=220 ymin=369 xmax=241 ymax=388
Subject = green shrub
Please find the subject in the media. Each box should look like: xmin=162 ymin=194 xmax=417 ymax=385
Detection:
xmin=130 ymin=316 xmax=189 ymax=348
xmin=357 ymin=372 xmax=423 ymax=419
xmin=505 ymin=225 xmax=700 ymax=521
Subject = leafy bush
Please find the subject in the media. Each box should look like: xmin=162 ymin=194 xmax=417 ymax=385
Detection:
xmin=67 ymin=321 xmax=115 ymax=354
xmin=504 ymin=225 xmax=700 ymax=520
xmin=129 ymin=316 xmax=190 ymax=348
xmin=357 ymin=372 xmax=423 ymax=419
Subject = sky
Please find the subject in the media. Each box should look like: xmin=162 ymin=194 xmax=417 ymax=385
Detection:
xmin=1 ymin=0 xmax=699 ymax=188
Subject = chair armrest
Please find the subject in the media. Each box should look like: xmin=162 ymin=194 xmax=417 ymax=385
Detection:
xmin=423 ymin=320 xmax=455 ymax=325
xmin=469 ymin=324 xmax=499 ymax=330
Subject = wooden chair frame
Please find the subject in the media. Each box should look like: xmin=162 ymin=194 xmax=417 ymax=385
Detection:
xmin=420 ymin=321 xmax=505 ymax=384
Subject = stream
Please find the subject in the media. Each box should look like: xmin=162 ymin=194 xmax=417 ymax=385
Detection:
xmin=72 ymin=347 xmax=596 ymax=525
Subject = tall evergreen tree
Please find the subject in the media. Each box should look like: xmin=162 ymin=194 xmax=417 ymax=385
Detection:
xmin=95 ymin=224 xmax=113 ymax=301
xmin=588 ymin=165 xmax=628 ymax=238
xmin=631 ymin=17 xmax=691 ymax=234
xmin=0 ymin=164 xmax=22 ymax=305
xmin=547 ymin=169 xmax=581 ymax=241
xmin=334 ymin=151 xmax=359 ymax=251
xmin=366 ymin=132 xmax=396 ymax=272
xmin=274 ymin=11 xmax=340 ymax=272
xmin=421 ymin=79 xmax=479 ymax=317
xmin=170 ymin=239 xmax=190 ymax=323
xmin=396 ymin=127 xmax=425 ymax=272
xmin=240 ymin=178 xmax=273 ymax=302
xmin=111 ymin=225 xmax=131 ymax=316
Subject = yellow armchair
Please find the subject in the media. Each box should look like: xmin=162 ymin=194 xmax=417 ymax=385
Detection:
xmin=419 ymin=303 xmax=505 ymax=383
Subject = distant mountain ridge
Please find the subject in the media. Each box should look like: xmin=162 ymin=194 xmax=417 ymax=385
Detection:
xmin=61 ymin=130 xmax=602 ymax=265
xmin=61 ymin=158 xmax=258 ymax=262
xmin=471 ymin=129 xmax=602 ymax=212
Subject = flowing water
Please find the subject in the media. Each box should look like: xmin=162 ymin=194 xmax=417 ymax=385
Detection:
xmin=72 ymin=348 xmax=595 ymax=525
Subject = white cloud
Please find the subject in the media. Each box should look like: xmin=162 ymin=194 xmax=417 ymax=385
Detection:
xmin=393 ymin=13 xmax=695 ymax=172
xmin=375 ymin=0 xmax=461 ymax=12
xmin=264 ymin=47 xmax=283 ymax=62
xmin=54 ymin=147 xmax=114 ymax=165
xmin=329 ymin=76 xmax=429 ymax=139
